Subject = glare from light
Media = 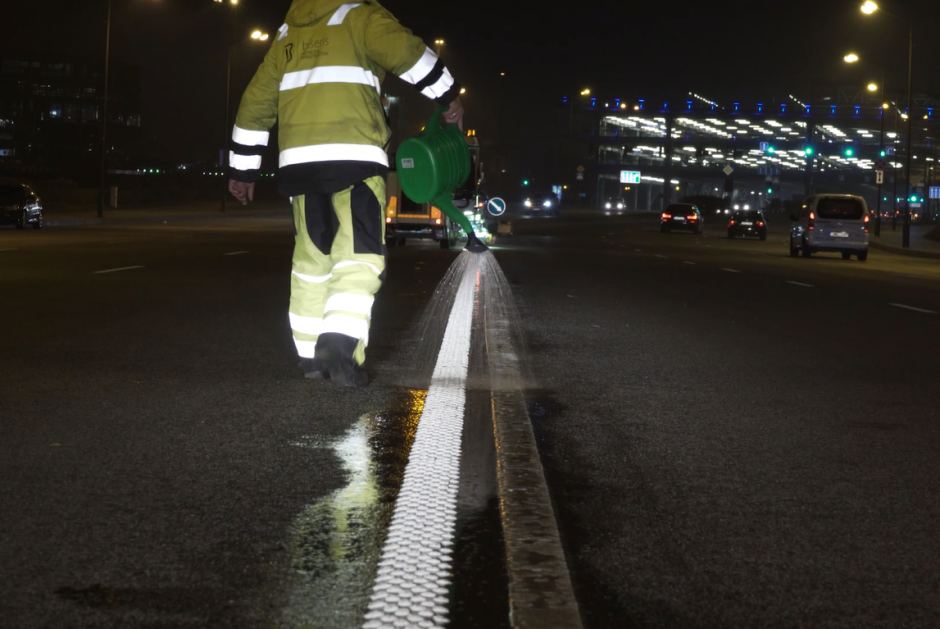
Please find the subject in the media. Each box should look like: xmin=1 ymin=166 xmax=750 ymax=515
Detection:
xmin=251 ymin=30 xmax=262 ymax=39
xmin=882 ymin=103 xmax=890 ymax=109
xmin=434 ymin=39 xmax=445 ymax=45
xmin=844 ymin=53 xmax=859 ymax=63
xmin=460 ymin=87 xmax=466 ymax=94
xmin=861 ymin=1 xmax=878 ymax=15
xmin=867 ymin=83 xmax=878 ymax=92
xmin=259 ymin=33 xmax=269 ymax=41
xmin=581 ymin=88 xmax=591 ymax=96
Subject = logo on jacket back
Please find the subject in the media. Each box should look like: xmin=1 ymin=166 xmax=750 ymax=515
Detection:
xmin=301 ymin=37 xmax=330 ymax=59
xmin=285 ymin=43 xmax=293 ymax=62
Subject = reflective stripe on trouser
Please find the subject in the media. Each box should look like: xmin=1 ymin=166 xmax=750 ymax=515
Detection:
xmin=289 ymin=176 xmax=386 ymax=365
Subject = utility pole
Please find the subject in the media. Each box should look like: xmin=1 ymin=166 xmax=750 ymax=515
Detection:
xmin=97 ymin=0 xmax=112 ymax=219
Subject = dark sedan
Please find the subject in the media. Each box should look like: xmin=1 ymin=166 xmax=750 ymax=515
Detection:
xmin=661 ymin=203 xmax=703 ymax=234
xmin=0 ymin=183 xmax=43 ymax=230
xmin=727 ymin=209 xmax=766 ymax=240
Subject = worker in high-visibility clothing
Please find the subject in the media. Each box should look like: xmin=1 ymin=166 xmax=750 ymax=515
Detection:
xmin=227 ymin=0 xmax=464 ymax=387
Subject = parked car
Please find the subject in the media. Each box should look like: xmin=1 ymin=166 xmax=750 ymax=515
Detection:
xmin=661 ymin=203 xmax=703 ymax=234
xmin=0 ymin=183 xmax=43 ymax=230
xmin=790 ymin=194 xmax=869 ymax=261
xmin=728 ymin=209 xmax=767 ymax=240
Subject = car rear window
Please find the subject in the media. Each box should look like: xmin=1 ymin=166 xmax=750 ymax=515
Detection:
xmin=817 ymin=198 xmax=864 ymax=220
xmin=667 ymin=205 xmax=696 ymax=214
xmin=0 ymin=185 xmax=24 ymax=203
xmin=733 ymin=211 xmax=761 ymax=220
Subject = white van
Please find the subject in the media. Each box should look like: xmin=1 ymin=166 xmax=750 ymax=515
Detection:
xmin=790 ymin=194 xmax=870 ymax=261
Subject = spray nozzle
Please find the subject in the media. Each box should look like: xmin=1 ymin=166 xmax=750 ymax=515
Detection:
xmin=465 ymin=233 xmax=489 ymax=253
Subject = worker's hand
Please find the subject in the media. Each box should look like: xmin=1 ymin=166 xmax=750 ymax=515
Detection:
xmin=442 ymin=98 xmax=464 ymax=132
xmin=228 ymin=180 xmax=255 ymax=205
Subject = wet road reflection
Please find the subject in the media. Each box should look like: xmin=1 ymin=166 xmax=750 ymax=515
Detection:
xmin=280 ymin=391 xmax=424 ymax=628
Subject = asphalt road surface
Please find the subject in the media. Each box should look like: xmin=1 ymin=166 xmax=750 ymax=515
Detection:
xmin=2 ymin=208 xmax=939 ymax=628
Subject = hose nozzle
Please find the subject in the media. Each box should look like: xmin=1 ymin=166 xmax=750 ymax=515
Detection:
xmin=465 ymin=233 xmax=489 ymax=253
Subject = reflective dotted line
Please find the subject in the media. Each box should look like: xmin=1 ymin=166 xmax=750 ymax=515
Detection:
xmin=363 ymin=255 xmax=479 ymax=629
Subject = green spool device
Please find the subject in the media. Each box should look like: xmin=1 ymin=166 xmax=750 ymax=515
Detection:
xmin=396 ymin=107 xmax=488 ymax=252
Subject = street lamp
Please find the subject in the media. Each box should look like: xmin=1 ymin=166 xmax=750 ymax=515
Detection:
xmin=222 ymin=29 xmax=269 ymax=212
xmin=861 ymin=0 xmax=915 ymax=247
xmin=843 ymin=52 xmax=887 ymax=235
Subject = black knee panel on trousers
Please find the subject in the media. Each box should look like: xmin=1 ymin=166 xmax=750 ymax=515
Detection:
xmin=350 ymin=181 xmax=384 ymax=255
xmin=304 ymin=193 xmax=339 ymax=255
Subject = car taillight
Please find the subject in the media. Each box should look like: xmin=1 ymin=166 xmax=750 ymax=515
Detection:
xmin=758 ymin=221 xmax=764 ymax=227
xmin=863 ymin=214 xmax=870 ymax=223
xmin=728 ymin=220 xmax=735 ymax=227
xmin=808 ymin=211 xmax=815 ymax=230
xmin=662 ymin=213 xmax=672 ymax=220
xmin=687 ymin=215 xmax=697 ymax=220
xmin=435 ymin=218 xmax=442 ymax=225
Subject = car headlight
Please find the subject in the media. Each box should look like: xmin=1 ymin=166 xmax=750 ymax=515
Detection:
xmin=543 ymin=201 xmax=552 ymax=208
xmin=744 ymin=204 xmax=750 ymax=210
xmin=734 ymin=205 xmax=740 ymax=210
xmin=605 ymin=203 xmax=612 ymax=209
xmin=617 ymin=203 xmax=624 ymax=209
xmin=524 ymin=200 xmax=532 ymax=207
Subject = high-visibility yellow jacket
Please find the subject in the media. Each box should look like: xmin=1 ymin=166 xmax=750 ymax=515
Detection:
xmin=229 ymin=0 xmax=461 ymax=195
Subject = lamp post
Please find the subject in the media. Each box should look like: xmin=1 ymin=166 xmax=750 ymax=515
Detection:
xmin=844 ymin=53 xmax=886 ymax=235
xmin=222 ymin=29 xmax=269 ymax=212
xmin=861 ymin=1 xmax=914 ymax=247
xmin=97 ymin=0 xmax=112 ymax=219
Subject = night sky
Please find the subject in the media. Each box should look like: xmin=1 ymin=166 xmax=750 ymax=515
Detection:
xmin=3 ymin=0 xmax=937 ymax=169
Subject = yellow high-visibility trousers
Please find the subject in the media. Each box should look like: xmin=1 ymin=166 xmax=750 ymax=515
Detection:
xmin=288 ymin=176 xmax=386 ymax=366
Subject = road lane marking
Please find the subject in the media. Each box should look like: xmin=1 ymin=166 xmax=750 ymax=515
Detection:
xmin=786 ymin=281 xmax=815 ymax=287
xmin=93 ymin=266 xmax=144 ymax=274
xmin=634 ymin=248 xmax=642 ymax=252
xmin=889 ymin=303 xmax=937 ymax=314
xmin=364 ymin=254 xmax=477 ymax=629
xmin=223 ymin=251 xmax=250 ymax=256
xmin=722 ymin=268 xmax=741 ymax=273
xmin=0 ymin=248 xmax=19 ymax=252
xmin=684 ymin=261 xmax=696 ymax=265
xmin=655 ymin=254 xmax=667 ymax=259
xmin=106 ymin=239 xmax=132 ymax=244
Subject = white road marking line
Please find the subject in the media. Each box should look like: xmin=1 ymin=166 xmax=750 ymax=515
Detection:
xmin=0 ymin=248 xmax=19 ymax=252
xmin=684 ymin=261 xmax=696 ymax=265
xmin=634 ymin=248 xmax=642 ymax=252
xmin=889 ymin=303 xmax=937 ymax=314
xmin=655 ymin=254 xmax=667 ymax=259
xmin=786 ymin=281 xmax=814 ymax=287
xmin=224 ymin=251 xmax=250 ymax=256
xmin=722 ymin=268 xmax=741 ymax=273
xmin=106 ymin=239 xmax=132 ymax=244
xmin=93 ymin=266 xmax=144 ymax=274
xmin=363 ymin=255 xmax=478 ymax=629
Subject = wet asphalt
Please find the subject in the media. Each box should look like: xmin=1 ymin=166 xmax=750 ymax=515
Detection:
xmin=497 ymin=210 xmax=940 ymax=628
xmin=3 ymin=208 xmax=940 ymax=628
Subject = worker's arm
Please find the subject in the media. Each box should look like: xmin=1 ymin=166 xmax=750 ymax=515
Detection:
xmin=363 ymin=8 xmax=463 ymax=128
xmin=228 ymin=42 xmax=280 ymax=204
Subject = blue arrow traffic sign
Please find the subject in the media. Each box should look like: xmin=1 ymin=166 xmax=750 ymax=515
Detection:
xmin=487 ymin=197 xmax=507 ymax=217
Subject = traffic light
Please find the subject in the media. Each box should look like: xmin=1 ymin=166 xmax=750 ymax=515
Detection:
xmin=766 ymin=145 xmax=776 ymax=154
xmin=844 ymin=147 xmax=855 ymax=158
xmin=804 ymin=146 xmax=815 ymax=157
xmin=879 ymin=149 xmax=887 ymax=157
xmin=767 ymin=186 xmax=774 ymax=194
xmin=522 ymin=179 xmax=529 ymax=186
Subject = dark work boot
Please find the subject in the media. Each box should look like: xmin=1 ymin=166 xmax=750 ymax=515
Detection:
xmin=298 ymin=357 xmax=328 ymax=380
xmin=314 ymin=333 xmax=369 ymax=388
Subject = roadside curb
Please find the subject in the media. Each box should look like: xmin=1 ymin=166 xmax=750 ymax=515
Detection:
xmin=869 ymin=239 xmax=940 ymax=260
xmin=485 ymin=318 xmax=582 ymax=629
xmin=42 ymin=208 xmax=290 ymax=228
